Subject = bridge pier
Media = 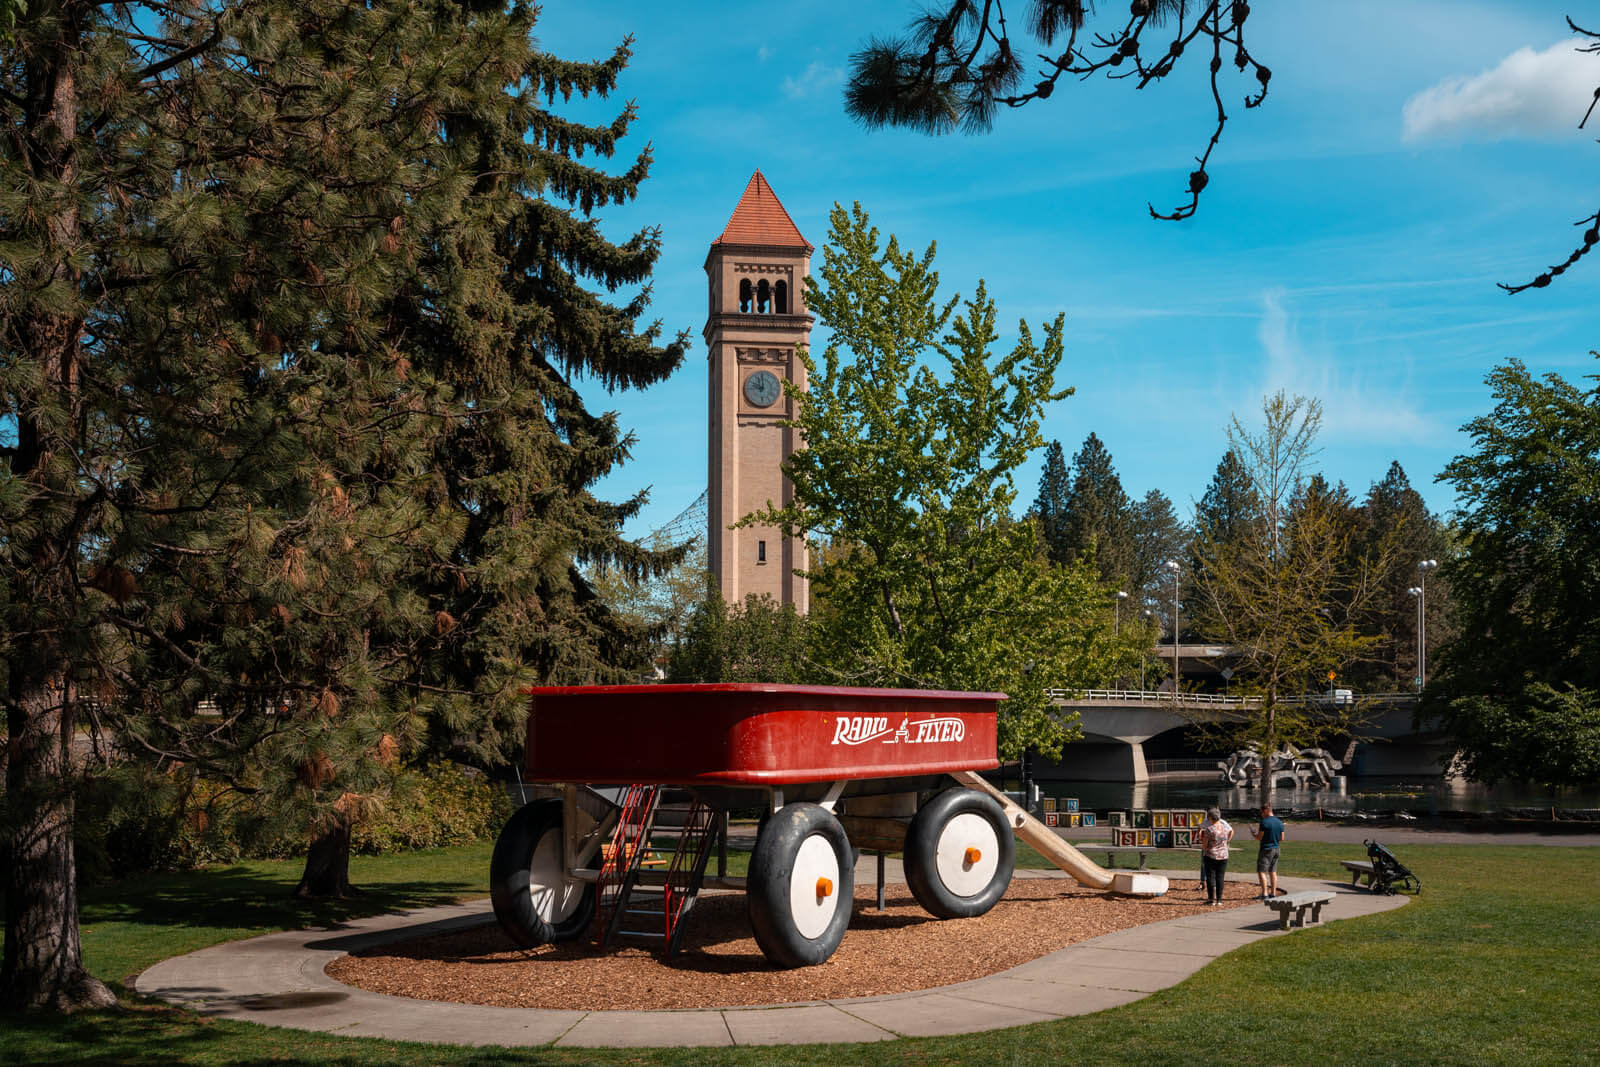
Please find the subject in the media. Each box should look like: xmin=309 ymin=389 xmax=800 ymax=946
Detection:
xmin=1035 ymin=741 xmax=1149 ymax=783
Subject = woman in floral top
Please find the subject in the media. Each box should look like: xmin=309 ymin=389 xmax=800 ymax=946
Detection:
xmin=1198 ymin=806 xmax=1233 ymax=905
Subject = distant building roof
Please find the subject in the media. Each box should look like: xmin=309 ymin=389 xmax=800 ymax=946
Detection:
xmin=714 ymin=171 xmax=811 ymax=251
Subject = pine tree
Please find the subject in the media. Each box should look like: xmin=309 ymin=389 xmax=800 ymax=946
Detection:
xmin=1033 ymin=439 xmax=1072 ymax=563
xmin=1347 ymin=462 xmax=1451 ymax=690
xmin=1126 ymin=488 xmax=1189 ymax=613
xmin=1057 ymin=432 xmax=1133 ymax=585
xmin=1194 ymin=449 xmax=1262 ymax=547
xmin=1 ymin=0 xmax=683 ymax=1005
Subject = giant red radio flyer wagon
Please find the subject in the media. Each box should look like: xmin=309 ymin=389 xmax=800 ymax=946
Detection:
xmin=489 ymin=683 xmax=1018 ymax=968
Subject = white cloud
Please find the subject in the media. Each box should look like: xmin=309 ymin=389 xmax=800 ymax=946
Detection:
xmin=1251 ymin=290 xmax=1436 ymax=445
xmin=781 ymin=61 xmax=844 ymax=101
xmin=1402 ymin=38 xmax=1596 ymax=142
xmin=758 ymin=45 xmax=772 ymax=62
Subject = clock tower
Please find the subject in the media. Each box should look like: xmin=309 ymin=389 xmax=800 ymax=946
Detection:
xmin=704 ymin=171 xmax=811 ymax=612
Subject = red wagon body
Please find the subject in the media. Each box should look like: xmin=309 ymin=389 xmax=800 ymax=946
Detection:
xmin=495 ymin=683 xmax=1018 ymax=968
xmin=523 ymin=683 xmax=1003 ymax=786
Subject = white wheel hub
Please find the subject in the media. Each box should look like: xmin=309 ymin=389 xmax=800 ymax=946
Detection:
xmin=528 ymin=829 xmax=584 ymax=923
xmin=934 ymin=811 xmax=1000 ymax=898
xmin=788 ymin=832 xmax=842 ymax=939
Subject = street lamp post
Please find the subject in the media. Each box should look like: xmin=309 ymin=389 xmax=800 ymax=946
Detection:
xmin=1114 ymin=590 xmax=1128 ymax=635
xmin=1141 ymin=609 xmax=1155 ymax=691
xmin=1165 ymin=560 xmax=1181 ymax=699
xmin=1416 ymin=559 xmax=1438 ymax=687
xmin=1407 ymin=587 xmax=1422 ymax=690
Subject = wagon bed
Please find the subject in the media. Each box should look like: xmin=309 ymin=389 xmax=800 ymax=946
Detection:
xmin=491 ymin=683 xmax=1163 ymax=970
xmin=523 ymin=682 xmax=1003 ymax=786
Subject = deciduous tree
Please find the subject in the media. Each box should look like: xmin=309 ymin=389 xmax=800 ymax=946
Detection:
xmin=747 ymin=204 xmax=1139 ymax=758
xmin=1188 ymin=393 xmax=1397 ymax=782
xmin=1427 ymin=358 xmax=1600 ymax=785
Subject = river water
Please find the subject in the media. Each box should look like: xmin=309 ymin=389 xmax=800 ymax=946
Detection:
xmin=1031 ymin=775 xmax=1600 ymax=822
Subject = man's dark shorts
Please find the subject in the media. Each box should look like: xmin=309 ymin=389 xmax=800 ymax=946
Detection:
xmin=1257 ymin=846 xmax=1280 ymax=875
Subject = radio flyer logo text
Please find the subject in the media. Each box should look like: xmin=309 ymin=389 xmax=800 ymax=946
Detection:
xmin=830 ymin=715 xmax=965 ymax=746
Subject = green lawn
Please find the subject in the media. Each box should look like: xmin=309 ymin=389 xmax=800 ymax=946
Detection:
xmin=3 ymin=839 xmax=1598 ymax=1065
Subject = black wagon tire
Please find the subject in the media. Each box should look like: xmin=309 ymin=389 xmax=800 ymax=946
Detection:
xmin=489 ymin=799 xmax=595 ymax=948
xmin=747 ymin=802 xmax=855 ymax=968
xmin=904 ymin=788 xmax=1014 ymax=919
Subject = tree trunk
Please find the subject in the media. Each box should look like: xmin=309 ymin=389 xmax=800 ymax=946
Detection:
xmin=2 ymin=12 xmax=115 ymax=1014
xmin=293 ymin=818 xmax=360 ymax=900
xmin=2 ymin=686 xmax=117 ymax=1013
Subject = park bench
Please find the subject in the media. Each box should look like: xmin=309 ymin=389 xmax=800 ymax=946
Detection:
xmin=1341 ymin=859 xmax=1376 ymax=888
xmin=1264 ymin=890 xmax=1335 ymax=930
xmin=1101 ymin=849 xmax=1151 ymax=870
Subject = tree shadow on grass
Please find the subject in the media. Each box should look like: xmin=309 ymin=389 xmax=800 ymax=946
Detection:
xmin=0 ymin=1003 xmax=578 ymax=1066
xmin=77 ymin=865 xmax=484 ymax=936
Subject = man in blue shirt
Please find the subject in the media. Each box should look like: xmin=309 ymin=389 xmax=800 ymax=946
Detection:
xmin=1250 ymin=804 xmax=1285 ymax=898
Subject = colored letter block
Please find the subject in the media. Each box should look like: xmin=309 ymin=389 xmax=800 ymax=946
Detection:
xmin=1136 ymin=829 xmax=1152 ymax=847
xmin=1081 ymin=812 xmax=1096 ymax=827
xmin=1066 ymin=797 xmax=1080 ymax=812
xmin=1133 ymin=810 xmax=1151 ymax=828
xmin=1042 ymin=796 xmax=1056 ymax=812
xmin=1044 ymin=811 xmax=1059 ymax=826
xmin=1068 ymin=813 xmax=1082 ymax=827
xmin=1173 ymin=811 xmax=1189 ymax=828
xmin=1107 ymin=811 xmax=1126 ymax=827
xmin=1174 ymin=829 xmax=1193 ymax=848
xmin=1153 ymin=811 xmax=1170 ymax=829
xmin=1154 ymin=829 xmax=1173 ymax=847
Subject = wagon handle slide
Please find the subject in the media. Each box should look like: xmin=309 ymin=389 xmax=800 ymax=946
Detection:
xmin=949 ymin=771 xmax=1169 ymax=897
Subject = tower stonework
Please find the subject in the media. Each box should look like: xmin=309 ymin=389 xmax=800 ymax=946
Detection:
xmin=704 ymin=171 xmax=811 ymax=612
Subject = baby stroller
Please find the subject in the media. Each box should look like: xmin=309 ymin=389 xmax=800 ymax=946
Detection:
xmin=1364 ymin=839 xmax=1422 ymax=894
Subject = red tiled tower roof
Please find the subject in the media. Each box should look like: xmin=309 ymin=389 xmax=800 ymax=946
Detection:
xmin=713 ymin=171 xmax=811 ymax=251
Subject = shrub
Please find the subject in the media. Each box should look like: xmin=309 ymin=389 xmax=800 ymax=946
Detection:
xmin=73 ymin=760 xmax=513 ymax=877
xmin=350 ymin=762 xmax=514 ymax=855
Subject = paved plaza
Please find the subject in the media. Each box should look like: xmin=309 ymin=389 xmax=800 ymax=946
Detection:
xmin=135 ymin=864 xmax=1408 ymax=1048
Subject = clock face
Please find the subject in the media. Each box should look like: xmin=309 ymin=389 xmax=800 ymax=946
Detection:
xmin=743 ymin=369 xmax=782 ymax=408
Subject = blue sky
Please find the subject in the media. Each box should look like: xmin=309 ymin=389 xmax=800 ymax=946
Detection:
xmin=534 ymin=1 xmax=1599 ymax=539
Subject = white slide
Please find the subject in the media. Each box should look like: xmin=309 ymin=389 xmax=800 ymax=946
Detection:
xmin=951 ymin=771 xmax=1169 ymax=897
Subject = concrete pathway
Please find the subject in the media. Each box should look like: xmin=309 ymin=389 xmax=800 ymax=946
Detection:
xmin=134 ymin=868 xmax=1408 ymax=1049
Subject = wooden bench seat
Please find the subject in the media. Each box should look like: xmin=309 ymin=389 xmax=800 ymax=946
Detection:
xmin=1102 ymin=850 xmax=1151 ymax=870
xmin=1264 ymin=890 xmax=1335 ymax=930
xmin=1341 ymin=860 xmax=1376 ymax=887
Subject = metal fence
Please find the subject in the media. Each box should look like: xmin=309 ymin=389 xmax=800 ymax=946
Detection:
xmin=1145 ymin=758 xmax=1221 ymax=774
xmin=1049 ymin=688 xmax=1419 ymax=708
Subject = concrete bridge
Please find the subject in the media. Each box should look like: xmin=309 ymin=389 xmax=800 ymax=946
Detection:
xmin=1043 ymin=689 xmax=1445 ymax=783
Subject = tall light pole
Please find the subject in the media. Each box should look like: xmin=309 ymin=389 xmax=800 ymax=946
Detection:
xmin=1141 ymin=609 xmax=1155 ymax=691
xmin=1407 ymin=587 xmax=1423 ymax=690
xmin=1416 ymin=559 xmax=1438 ymax=687
xmin=1165 ymin=560 xmax=1181 ymax=698
xmin=1114 ymin=590 xmax=1128 ymax=635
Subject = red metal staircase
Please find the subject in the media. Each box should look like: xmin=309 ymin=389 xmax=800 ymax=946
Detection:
xmin=596 ymin=786 xmax=720 ymax=956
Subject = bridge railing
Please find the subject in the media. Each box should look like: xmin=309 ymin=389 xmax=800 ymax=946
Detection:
xmin=1049 ymin=688 xmax=1419 ymax=708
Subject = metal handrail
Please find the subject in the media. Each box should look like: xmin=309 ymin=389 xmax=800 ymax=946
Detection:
xmin=1049 ymin=688 xmax=1419 ymax=708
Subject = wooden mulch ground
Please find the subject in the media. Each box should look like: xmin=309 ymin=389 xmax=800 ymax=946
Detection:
xmin=326 ymin=877 xmax=1253 ymax=1011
